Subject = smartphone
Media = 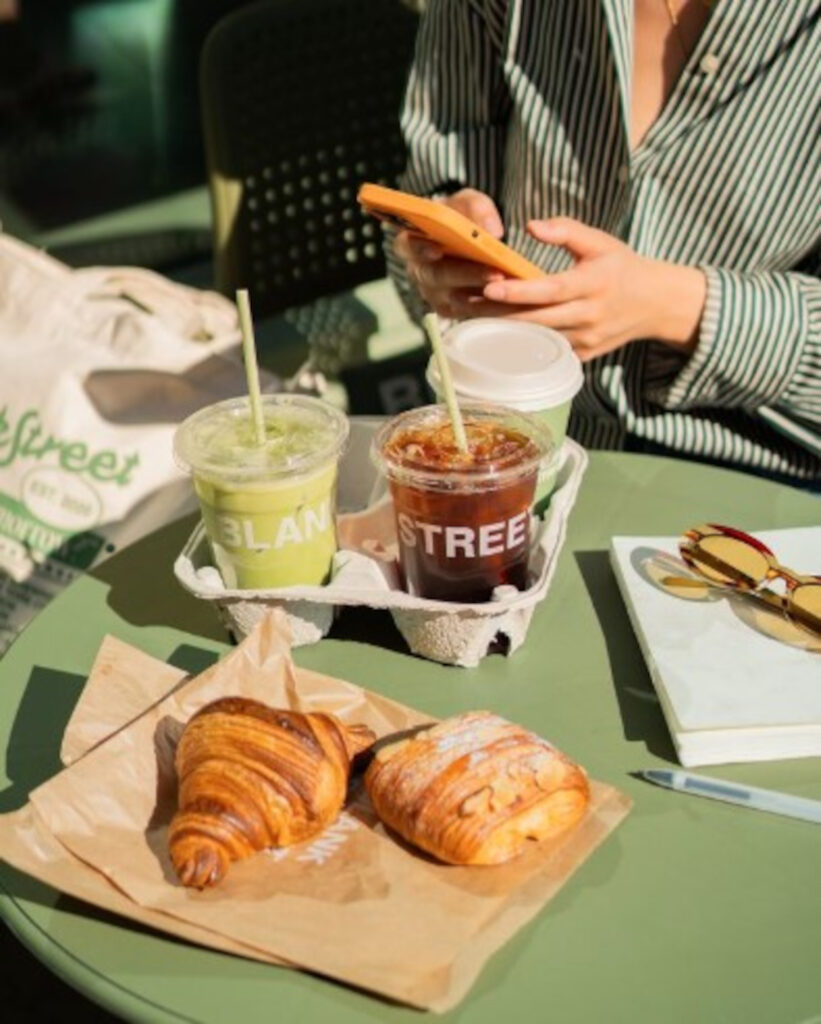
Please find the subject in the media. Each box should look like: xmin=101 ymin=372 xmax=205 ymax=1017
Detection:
xmin=357 ymin=182 xmax=545 ymax=280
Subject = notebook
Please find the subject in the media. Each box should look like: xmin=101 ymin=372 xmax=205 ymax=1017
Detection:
xmin=609 ymin=527 xmax=821 ymax=767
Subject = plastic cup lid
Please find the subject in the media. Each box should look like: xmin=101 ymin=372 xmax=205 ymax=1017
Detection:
xmin=429 ymin=318 xmax=583 ymax=408
xmin=173 ymin=394 xmax=349 ymax=483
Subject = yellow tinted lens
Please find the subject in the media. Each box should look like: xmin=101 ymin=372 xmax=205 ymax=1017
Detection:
xmin=791 ymin=584 xmax=821 ymax=637
xmin=689 ymin=535 xmax=769 ymax=587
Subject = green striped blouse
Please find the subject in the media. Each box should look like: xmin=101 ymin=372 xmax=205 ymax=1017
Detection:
xmin=388 ymin=0 xmax=821 ymax=483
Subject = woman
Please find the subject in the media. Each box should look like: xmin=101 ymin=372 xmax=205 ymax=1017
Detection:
xmin=388 ymin=0 xmax=821 ymax=485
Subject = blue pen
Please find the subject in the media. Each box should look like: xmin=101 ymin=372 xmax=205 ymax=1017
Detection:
xmin=639 ymin=769 xmax=821 ymax=825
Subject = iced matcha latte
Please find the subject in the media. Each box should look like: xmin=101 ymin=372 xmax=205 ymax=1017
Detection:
xmin=174 ymin=395 xmax=349 ymax=589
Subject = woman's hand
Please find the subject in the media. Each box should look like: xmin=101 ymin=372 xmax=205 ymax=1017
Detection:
xmin=392 ymin=188 xmax=507 ymax=318
xmin=395 ymin=196 xmax=706 ymax=361
xmin=480 ymin=218 xmax=707 ymax=361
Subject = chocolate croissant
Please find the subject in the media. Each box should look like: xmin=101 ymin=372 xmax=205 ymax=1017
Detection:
xmin=168 ymin=697 xmax=375 ymax=888
xmin=365 ymin=711 xmax=589 ymax=865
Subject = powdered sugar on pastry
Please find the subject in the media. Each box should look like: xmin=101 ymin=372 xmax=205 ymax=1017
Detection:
xmin=365 ymin=710 xmax=589 ymax=865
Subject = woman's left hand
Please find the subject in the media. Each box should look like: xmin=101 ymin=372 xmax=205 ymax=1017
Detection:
xmin=472 ymin=218 xmax=706 ymax=361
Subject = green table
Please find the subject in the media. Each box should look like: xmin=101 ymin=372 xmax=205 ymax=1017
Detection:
xmin=1 ymin=451 xmax=819 ymax=1023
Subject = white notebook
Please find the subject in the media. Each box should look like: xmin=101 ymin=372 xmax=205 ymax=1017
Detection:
xmin=609 ymin=527 xmax=821 ymax=767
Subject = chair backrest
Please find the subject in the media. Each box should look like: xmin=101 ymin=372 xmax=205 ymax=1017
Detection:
xmin=200 ymin=0 xmax=419 ymax=319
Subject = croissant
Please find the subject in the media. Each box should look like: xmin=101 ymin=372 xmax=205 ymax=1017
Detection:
xmin=365 ymin=711 xmax=589 ymax=865
xmin=168 ymin=697 xmax=375 ymax=888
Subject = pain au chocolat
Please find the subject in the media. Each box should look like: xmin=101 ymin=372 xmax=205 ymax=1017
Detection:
xmin=365 ymin=711 xmax=589 ymax=865
xmin=168 ymin=697 xmax=375 ymax=888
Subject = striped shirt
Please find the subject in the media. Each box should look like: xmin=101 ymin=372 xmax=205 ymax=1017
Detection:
xmin=388 ymin=0 xmax=821 ymax=483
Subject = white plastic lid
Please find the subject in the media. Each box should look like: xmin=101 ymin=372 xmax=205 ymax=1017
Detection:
xmin=427 ymin=318 xmax=584 ymax=410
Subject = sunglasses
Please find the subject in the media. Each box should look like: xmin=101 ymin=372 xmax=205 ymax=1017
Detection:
xmin=667 ymin=524 xmax=821 ymax=637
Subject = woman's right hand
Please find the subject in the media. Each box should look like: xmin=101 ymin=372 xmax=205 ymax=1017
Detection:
xmin=392 ymin=188 xmax=506 ymax=318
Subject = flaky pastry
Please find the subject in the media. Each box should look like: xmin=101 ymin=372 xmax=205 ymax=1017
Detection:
xmin=365 ymin=710 xmax=589 ymax=865
xmin=168 ymin=697 xmax=374 ymax=887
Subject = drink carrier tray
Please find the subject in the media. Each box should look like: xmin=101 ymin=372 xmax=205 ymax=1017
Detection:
xmin=174 ymin=420 xmax=587 ymax=667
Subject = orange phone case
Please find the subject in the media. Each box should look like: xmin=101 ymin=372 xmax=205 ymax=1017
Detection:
xmin=357 ymin=183 xmax=545 ymax=280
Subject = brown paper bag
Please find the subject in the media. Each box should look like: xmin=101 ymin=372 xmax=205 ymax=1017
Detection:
xmin=5 ymin=630 xmax=298 ymax=971
xmin=60 ymin=635 xmax=187 ymax=766
xmin=3 ymin=611 xmax=631 ymax=1011
xmin=0 ymin=803 xmax=292 ymax=968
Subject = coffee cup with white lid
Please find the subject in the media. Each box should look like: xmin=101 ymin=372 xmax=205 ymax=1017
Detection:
xmin=426 ymin=318 xmax=583 ymax=507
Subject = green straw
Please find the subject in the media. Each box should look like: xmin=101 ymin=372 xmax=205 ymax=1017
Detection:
xmin=236 ymin=288 xmax=266 ymax=447
xmin=423 ymin=312 xmax=467 ymax=452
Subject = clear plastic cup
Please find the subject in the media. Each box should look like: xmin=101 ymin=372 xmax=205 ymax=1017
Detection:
xmin=174 ymin=394 xmax=349 ymax=589
xmin=426 ymin=319 xmax=583 ymax=507
xmin=372 ymin=403 xmax=554 ymax=602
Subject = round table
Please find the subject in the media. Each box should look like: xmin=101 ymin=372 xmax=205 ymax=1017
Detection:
xmin=1 ymin=451 xmax=819 ymax=1024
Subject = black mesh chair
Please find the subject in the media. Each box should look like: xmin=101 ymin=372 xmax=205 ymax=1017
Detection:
xmin=200 ymin=0 xmax=420 ymax=320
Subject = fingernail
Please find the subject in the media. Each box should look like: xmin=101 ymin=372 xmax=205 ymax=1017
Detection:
xmin=484 ymin=282 xmax=507 ymax=300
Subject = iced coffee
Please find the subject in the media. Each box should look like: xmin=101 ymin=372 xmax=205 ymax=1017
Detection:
xmin=372 ymin=404 xmax=553 ymax=602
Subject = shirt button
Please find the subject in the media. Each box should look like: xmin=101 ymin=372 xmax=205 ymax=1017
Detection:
xmin=617 ymin=164 xmax=630 ymax=184
xmin=699 ymin=53 xmax=720 ymax=75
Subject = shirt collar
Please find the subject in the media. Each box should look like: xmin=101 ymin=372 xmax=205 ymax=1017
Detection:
xmin=601 ymin=0 xmax=821 ymax=161
xmin=601 ymin=0 xmax=633 ymax=142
